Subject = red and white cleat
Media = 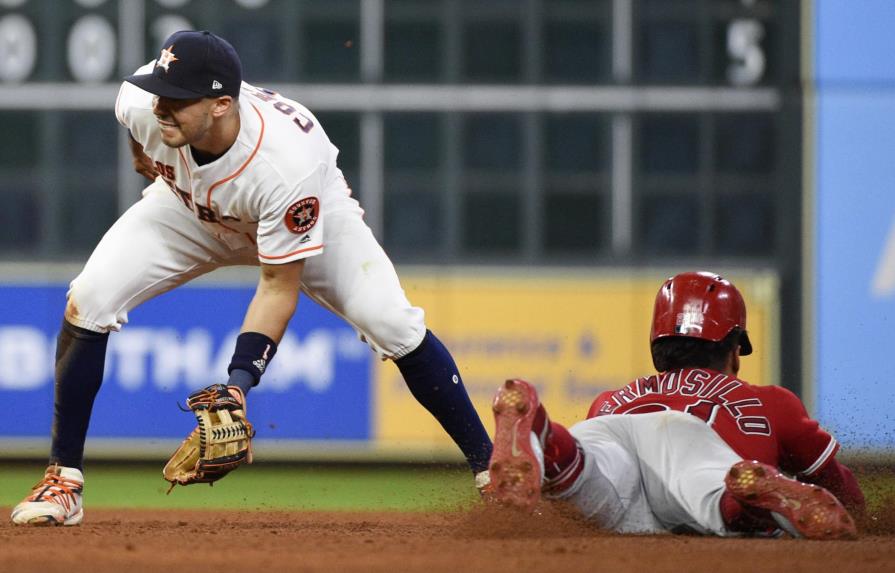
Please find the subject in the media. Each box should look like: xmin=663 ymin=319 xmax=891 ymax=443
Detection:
xmin=10 ymin=465 xmax=84 ymax=526
xmin=725 ymin=460 xmax=857 ymax=540
xmin=487 ymin=379 xmax=544 ymax=512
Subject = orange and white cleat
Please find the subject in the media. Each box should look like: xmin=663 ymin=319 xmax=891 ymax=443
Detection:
xmin=487 ymin=379 xmax=545 ymax=512
xmin=10 ymin=465 xmax=84 ymax=526
xmin=725 ymin=460 xmax=857 ymax=540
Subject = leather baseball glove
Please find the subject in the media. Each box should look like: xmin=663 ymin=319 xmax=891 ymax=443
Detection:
xmin=163 ymin=384 xmax=255 ymax=492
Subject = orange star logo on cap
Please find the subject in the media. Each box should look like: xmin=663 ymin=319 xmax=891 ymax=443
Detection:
xmin=156 ymin=45 xmax=178 ymax=72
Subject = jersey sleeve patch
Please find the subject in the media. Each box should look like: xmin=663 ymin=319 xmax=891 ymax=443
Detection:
xmin=284 ymin=197 xmax=320 ymax=234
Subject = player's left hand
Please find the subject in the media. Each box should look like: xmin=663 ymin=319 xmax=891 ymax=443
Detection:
xmin=163 ymin=384 xmax=254 ymax=491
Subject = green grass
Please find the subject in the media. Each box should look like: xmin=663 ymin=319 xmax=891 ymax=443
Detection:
xmin=0 ymin=463 xmax=480 ymax=512
xmin=854 ymin=471 xmax=895 ymax=514
xmin=3 ymin=462 xmax=892 ymax=514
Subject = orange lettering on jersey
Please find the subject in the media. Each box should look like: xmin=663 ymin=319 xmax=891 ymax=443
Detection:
xmin=174 ymin=187 xmax=192 ymax=210
xmin=154 ymin=161 xmax=175 ymax=180
xmin=160 ymin=176 xmax=192 ymax=210
xmin=196 ymin=204 xmax=218 ymax=223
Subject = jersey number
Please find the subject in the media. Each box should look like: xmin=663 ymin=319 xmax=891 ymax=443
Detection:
xmin=685 ymin=399 xmax=771 ymax=436
xmin=245 ymin=86 xmax=315 ymax=133
xmin=273 ymin=101 xmax=315 ymax=133
xmin=685 ymin=399 xmax=719 ymax=426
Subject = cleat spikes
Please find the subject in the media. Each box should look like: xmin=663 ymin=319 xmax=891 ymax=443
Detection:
xmin=486 ymin=379 xmax=543 ymax=513
xmin=725 ymin=460 xmax=856 ymax=540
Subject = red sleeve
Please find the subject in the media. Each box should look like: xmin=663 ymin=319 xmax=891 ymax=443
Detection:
xmin=767 ymin=386 xmax=839 ymax=477
xmin=586 ymin=390 xmax=615 ymax=419
xmin=802 ymin=458 xmax=866 ymax=516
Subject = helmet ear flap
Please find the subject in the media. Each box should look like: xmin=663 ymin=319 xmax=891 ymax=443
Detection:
xmin=739 ymin=330 xmax=753 ymax=356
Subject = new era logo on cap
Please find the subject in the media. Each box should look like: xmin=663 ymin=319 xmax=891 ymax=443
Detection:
xmin=124 ymin=30 xmax=242 ymax=100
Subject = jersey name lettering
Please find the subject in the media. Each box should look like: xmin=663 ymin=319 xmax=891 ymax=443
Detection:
xmin=601 ymin=369 xmax=771 ymax=436
xmin=195 ymin=204 xmax=219 ymax=223
xmin=155 ymin=161 xmax=193 ymax=210
xmin=154 ymin=161 xmax=175 ymax=180
xmin=607 ymin=369 xmax=734 ymax=406
xmin=152 ymin=159 xmax=242 ymax=226
xmin=174 ymin=187 xmax=193 ymax=210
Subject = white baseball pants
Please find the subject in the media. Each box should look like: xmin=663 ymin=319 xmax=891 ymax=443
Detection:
xmin=66 ymin=179 xmax=426 ymax=359
xmin=548 ymin=411 xmax=741 ymax=535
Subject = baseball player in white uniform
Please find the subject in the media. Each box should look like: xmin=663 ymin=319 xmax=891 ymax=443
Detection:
xmin=11 ymin=30 xmax=492 ymax=526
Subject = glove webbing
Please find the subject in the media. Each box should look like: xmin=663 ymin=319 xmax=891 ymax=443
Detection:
xmin=195 ymin=409 xmax=255 ymax=455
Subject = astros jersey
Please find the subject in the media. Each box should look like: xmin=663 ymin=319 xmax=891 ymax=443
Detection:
xmin=115 ymin=61 xmax=360 ymax=264
xmin=586 ymin=368 xmax=838 ymax=478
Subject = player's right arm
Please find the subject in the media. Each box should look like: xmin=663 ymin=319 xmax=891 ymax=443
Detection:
xmin=805 ymin=457 xmax=865 ymax=516
xmin=127 ymin=133 xmax=159 ymax=181
xmin=771 ymin=386 xmax=865 ymax=514
xmin=115 ymin=61 xmax=159 ymax=152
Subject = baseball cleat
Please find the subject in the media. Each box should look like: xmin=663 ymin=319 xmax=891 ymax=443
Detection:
xmin=487 ymin=379 xmax=544 ymax=512
xmin=725 ymin=460 xmax=857 ymax=540
xmin=10 ymin=465 xmax=84 ymax=526
xmin=474 ymin=469 xmax=491 ymax=494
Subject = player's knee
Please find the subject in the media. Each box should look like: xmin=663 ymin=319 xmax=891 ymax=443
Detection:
xmin=347 ymin=301 xmax=425 ymax=359
xmin=65 ymin=280 xmax=123 ymax=333
xmin=63 ymin=296 xmax=80 ymax=324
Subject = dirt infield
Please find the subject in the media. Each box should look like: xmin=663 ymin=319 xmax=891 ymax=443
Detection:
xmin=1 ymin=505 xmax=894 ymax=573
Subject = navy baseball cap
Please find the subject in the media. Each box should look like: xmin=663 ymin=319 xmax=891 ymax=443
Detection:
xmin=125 ymin=30 xmax=242 ymax=99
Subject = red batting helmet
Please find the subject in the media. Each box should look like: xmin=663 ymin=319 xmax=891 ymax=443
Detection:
xmin=650 ymin=271 xmax=752 ymax=355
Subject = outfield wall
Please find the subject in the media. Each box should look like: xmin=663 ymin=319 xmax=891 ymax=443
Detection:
xmin=812 ymin=1 xmax=895 ymax=449
xmin=0 ymin=266 xmax=778 ymax=461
